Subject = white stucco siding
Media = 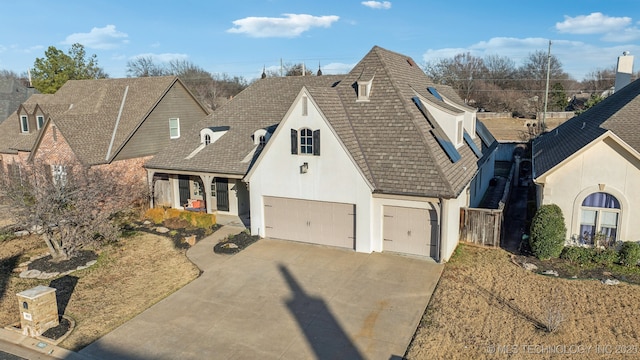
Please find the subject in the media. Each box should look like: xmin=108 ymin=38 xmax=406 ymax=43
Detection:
xmin=540 ymin=138 xmax=640 ymax=241
xmin=441 ymin=188 xmax=467 ymax=261
xmin=247 ymin=91 xmax=374 ymax=252
xmin=423 ymin=102 xmax=465 ymax=147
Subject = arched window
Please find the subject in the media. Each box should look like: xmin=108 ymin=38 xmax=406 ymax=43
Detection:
xmin=580 ymin=192 xmax=620 ymax=246
xmin=300 ymin=128 xmax=313 ymax=154
xmin=259 ymin=135 xmax=266 ymax=146
xmin=204 ymin=134 xmax=211 ymax=145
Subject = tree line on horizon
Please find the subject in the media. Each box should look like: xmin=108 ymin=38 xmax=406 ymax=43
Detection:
xmin=1 ymin=43 xmax=637 ymax=116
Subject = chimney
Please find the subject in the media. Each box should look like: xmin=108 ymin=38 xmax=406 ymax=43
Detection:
xmin=614 ymin=51 xmax=634 ymax=92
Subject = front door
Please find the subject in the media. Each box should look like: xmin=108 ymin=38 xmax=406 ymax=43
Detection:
xmin=216 ymin=178 xmax=229 ymax=211
xmin=178 ymin=176 xmax=190 ymax=207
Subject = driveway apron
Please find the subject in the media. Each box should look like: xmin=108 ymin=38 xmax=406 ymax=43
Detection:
xmin=80 ymin=226 xmax=443 ymax=360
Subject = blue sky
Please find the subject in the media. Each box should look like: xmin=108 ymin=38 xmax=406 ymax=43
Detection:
xmin=1 ymin=0 xmax=639 ymax=82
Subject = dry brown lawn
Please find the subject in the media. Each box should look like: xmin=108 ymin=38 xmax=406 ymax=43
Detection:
xmin=406 ymin=244 xmax=640 ymax=359
xmin=0 ymin=231 xmax=200 ymax=351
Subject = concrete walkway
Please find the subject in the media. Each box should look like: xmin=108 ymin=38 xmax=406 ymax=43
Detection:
xmin=80 ymin=227 xmax=443 ymax=360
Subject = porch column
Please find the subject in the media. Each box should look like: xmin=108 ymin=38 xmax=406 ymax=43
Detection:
xmin=147 ymin=170 xmax=156 ymax=209
xmin=201 ymin=174 xmax=214 ymax=214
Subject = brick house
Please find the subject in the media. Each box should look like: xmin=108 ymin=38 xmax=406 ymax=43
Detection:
xmin=0 ymin=76 xmax=209 ymax=189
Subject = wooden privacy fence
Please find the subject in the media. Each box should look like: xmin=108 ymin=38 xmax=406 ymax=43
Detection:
xmin=459 ymin=207 xmax=503 ymax=247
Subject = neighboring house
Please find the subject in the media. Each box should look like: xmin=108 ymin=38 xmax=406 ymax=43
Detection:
xmin=245 ymin=46 xmax=496 ymax=262
xmin=0 ymin=78 xmax=38 ymax=124
xmin=532 ymin=77 xmax=640 ymax=245
xmin=0 ymin=76 xmax=209 ymax=188
xmin=145 ymin=75 xmax=344 ymax=216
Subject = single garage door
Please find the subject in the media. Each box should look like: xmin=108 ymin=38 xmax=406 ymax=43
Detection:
xmin=264 ymin=196 xmax=355 ymax=249
xmin=383 ymin=206 xmax=438 ymax=258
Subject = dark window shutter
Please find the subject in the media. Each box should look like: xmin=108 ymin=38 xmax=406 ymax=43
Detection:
xmin=313 ymin=129 xmax=320 ymax=156
xmin=291 ymin=129 xmax=298 ymax=154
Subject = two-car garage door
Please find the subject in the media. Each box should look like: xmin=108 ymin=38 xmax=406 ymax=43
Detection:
xmin=383 ymin=206 xmax=438 ymax=258
xmin=264 ymin=196 xmax=355 ymax=249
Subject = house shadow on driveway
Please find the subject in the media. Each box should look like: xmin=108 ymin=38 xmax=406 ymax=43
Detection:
xmin=279 ymin=264 xmax=364 ymax=359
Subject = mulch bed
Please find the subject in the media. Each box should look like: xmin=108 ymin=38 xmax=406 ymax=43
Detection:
xmin=214 ymin=232 xmax=259 ymax=254
xmin=41 ymin=316 xmax=71 ymax=340
xmin=28 ymin=250 xmax=97 ymax=273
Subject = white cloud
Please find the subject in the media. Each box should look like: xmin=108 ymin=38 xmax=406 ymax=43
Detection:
xmin=602 ymin=26 xmax=640 ymax=42
xmin=130 ymin=53 xmax=188 ymax=63
xmin=321 ymin=62 xmax=355 ymax=74
xmin=556 ymin=13 xmax=631 ymax=34
xmin=361 ymin=1 xmax=392 ymax=10
xmin=227 ymin=14 xmax=339 ymax=38
xmin=62 ymin=25 xmax=129 ymax=50
xmin=422 ymin=36 xmax=640 ymax=81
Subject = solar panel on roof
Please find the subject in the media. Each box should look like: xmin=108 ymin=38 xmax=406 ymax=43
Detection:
xmin=427 ymin=87 xmax=444 ymax=101
xmin=464 ymin=130 xmax=483 ymax=158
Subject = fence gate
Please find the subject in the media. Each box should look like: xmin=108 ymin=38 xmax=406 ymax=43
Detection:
xmin=459 ymin=207 xmax=502 ymax=247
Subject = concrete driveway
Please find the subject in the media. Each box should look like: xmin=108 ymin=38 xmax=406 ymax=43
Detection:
xmin=80 ymin=226 xmax=443 ymax=360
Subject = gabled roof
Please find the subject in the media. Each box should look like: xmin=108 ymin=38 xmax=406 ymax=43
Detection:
xmin=149 ymin=46 xmax=489 ymax=199
xmin=320 ymin=46 xmax=480 ymax=198
xmin=0 ymin=79 xmax=38 ymax=124
xmin=533 ymin=78 xmax=640 ymax=178
xmin=145 ymin=75 xmax=344 ymax=175
xmin=1 ymin=76 xmax=203 ymax=165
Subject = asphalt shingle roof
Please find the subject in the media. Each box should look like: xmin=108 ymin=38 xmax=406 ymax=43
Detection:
xmin=148 ymin=46 xmax=487 ymax=199
xmin=0 ymin=76 xmax=183 ymax=165
xmin=533 ymin=78 xmax=640 ymax=178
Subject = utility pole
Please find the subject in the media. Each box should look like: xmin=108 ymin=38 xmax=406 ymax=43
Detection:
xmin=541 ymin=40 xmax=552 ymax=133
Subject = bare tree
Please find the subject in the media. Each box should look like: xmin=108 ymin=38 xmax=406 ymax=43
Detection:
xmin=424 ymin=52 xmax=486 ymax=104
xmin=582 ymin=66 xmax=616 ymax=93
xmin=517 ymin=50 xmax=570 ymax=114
xmin=126 ymin=56 xmax=167 ymax=77
xmin=1 ymin=160 xmax=146 ymax=261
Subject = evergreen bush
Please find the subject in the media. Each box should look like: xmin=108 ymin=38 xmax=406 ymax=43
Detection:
xmin=619 ymin=242 xmax=640 ymax=267
xmin=529 ymin=204 xmax=567 ymax=260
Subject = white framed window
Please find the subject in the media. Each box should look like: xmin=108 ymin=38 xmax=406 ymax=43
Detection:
xmin=457 ymin=120 xmax=463 ymax=146
xmin=169 ymin=118 xmax=180 ymax=139
xmin=20 ymin=115 xmax=29 ymax=133
xmin=204 ymin=134 xmax=211 ymax=145
xmin=300 ymin=128 xmax=313 ymax=154
xmin=36 ymin=116 xmax=45 ymax=130
xmin=579 ymin=192 xmax=620 ymax=246
xmin=259 ymin=135 xmax=266 ymax=146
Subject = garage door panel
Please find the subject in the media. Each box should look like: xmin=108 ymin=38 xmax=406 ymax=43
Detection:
xmin=383 ymin=206 xmax=436 ymax=258
xmin=264 ymin=196 xmax=355 ymax=249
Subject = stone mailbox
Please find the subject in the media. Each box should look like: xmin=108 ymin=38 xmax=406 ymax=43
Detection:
xmin=16 ymin=285 xmax=59 ymax=337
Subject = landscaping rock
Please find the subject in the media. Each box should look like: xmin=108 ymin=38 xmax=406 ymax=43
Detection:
xmin=86 ymin=260 xmax=98 ymax=266
xmin=602 ymin=279 xmax=620 ymax=286
xmin=143 ymin=220 xmax=152 ymax=225
xmin=155 ymin=226 xmax=170 ymax=234
xmin=222 ymin=243 xmax=239 ymax=249
xmin=184 ymin=235 xmax=196 ymax=246
xmin=14 ymin=230 xmax=30 ymax=237
xmin=542 ymin=269 xmax=559 ymax=277
xmin=19 ymin=269 xmax=42 ymax=279
xmin=602 ymin=271 xmax=613 ymax=277
xmin=522 ymin=263 xmax=538 ymax=271
xmin=37 ymin=272 xmax=59 ymax=280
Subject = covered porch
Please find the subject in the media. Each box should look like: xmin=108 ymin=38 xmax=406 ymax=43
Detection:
xmin=146 ymin=169 xmax=250 ymax=217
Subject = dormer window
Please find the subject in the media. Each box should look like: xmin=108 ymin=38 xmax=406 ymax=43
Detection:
xmin=37 ymin=116 xmax=44 ymax=130
xmin=20 ymin=115 xmax=28 ymax=133
xmin=259 ymin=135 xmax=266 ymax=146
xmin=356 ymin=78 xmax=373 ymax=102
xmin=204 ymin=134 xmax=211 ymax=145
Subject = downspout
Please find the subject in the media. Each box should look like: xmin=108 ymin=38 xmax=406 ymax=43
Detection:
xmin=106 ymin=86 xmax=129 ymax=161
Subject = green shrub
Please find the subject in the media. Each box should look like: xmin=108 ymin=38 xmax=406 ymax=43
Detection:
xmin=619 ymin=242 xmax=640 ymax=267
xmin=592 ymin=248 xmax=618 ymax=267
xmin=179 ymin=211 xmax=194 ymax=226
xmin=560 ymin=246 xmax=593 ymax=265
xmin=529 ymin=204 xmax=567 ymax=260
xmin=165 ymin=208 xmax=182 ymax=219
